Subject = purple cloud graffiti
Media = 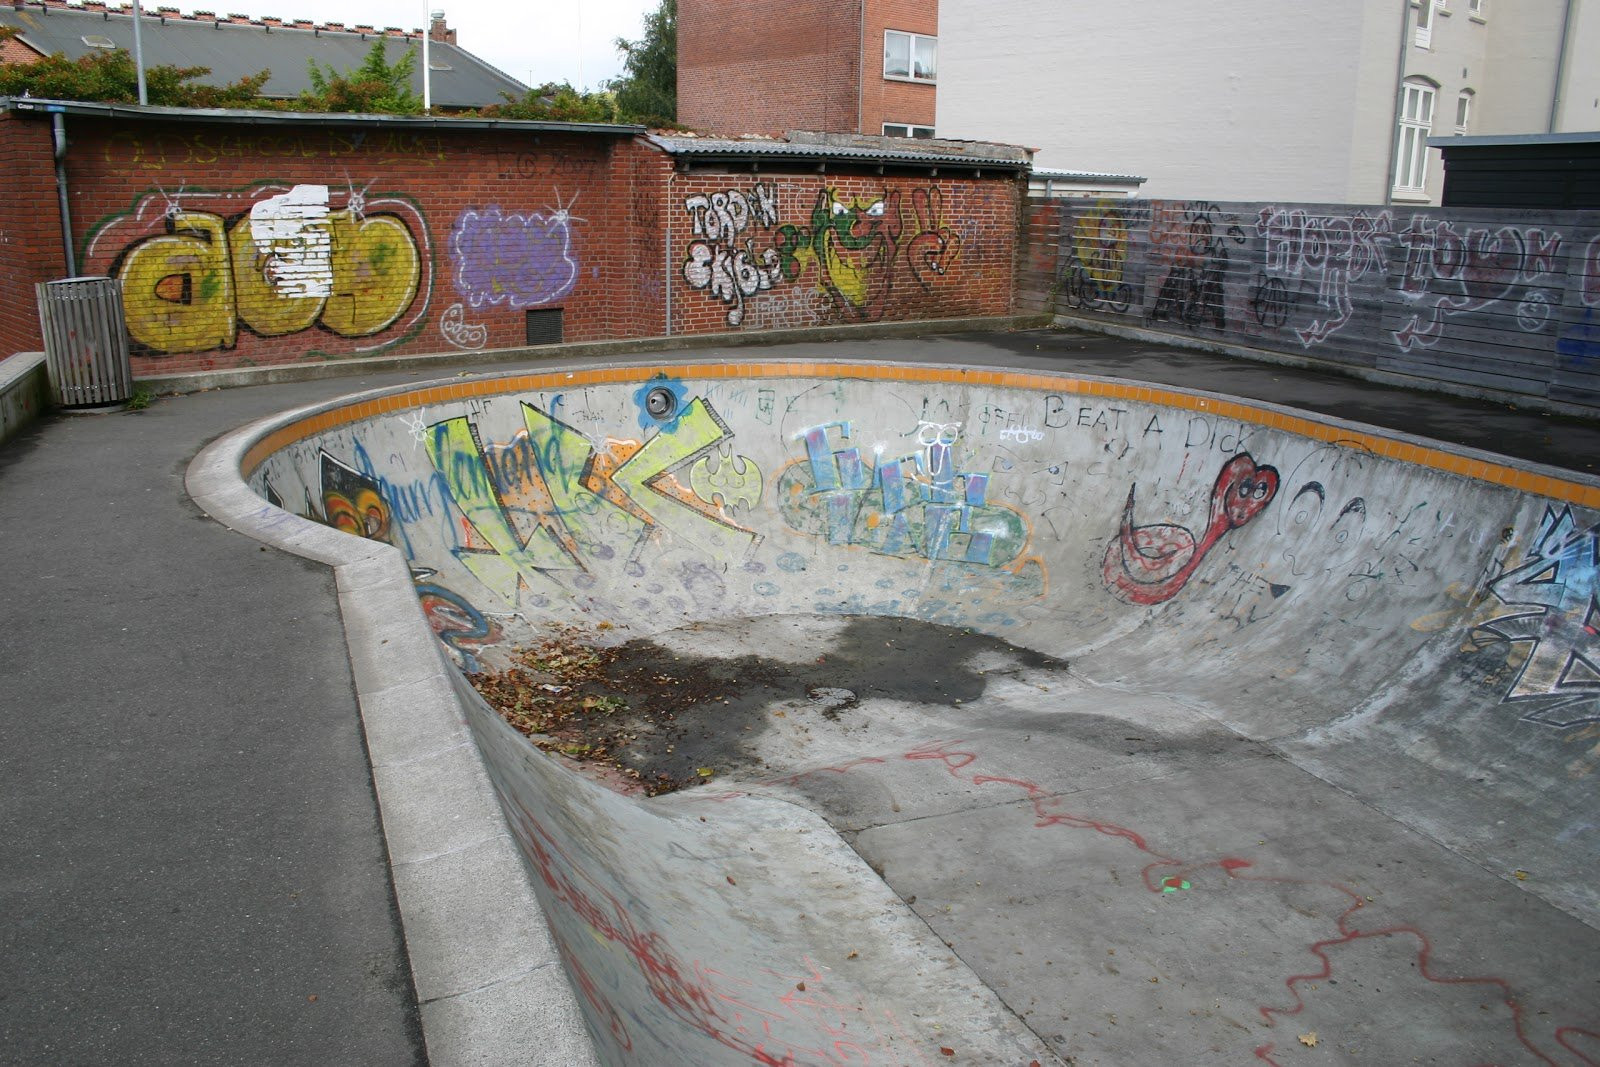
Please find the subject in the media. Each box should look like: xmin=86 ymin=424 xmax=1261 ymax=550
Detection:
xmin=449 ymin=204 xmax=579 ymax=308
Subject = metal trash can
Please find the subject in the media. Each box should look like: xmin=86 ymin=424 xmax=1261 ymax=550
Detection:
xmin=35 ymin=276 xmax=134 ymax=407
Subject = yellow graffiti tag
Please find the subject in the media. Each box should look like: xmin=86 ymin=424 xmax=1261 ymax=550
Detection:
xmin=117 ymin=207 xmax=420 ymax=354
xmin=1071 ymin=202 xmax=1131 ymax=288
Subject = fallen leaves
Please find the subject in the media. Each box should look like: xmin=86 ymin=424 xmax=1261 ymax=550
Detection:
xmin=1298 ymin=1031 xmax=1318 ymax=1047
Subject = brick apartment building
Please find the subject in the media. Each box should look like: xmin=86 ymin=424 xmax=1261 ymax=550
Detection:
xmin=677 ymin=0 xmax=937 ymax=139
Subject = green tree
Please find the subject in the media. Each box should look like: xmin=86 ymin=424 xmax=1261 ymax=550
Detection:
xmin=608 ymin=0 xmax=675 ymax=125
xmin=299 ymin=39 xmax=422 ymax=114
xmin=0 ymin=28 xmax=268 ymax=106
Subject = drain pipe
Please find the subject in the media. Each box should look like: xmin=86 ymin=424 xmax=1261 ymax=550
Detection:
xmin=1382 ymin=0 xmax=1413 ymax=202
xmin=1549 ymin=0 xmax=1577 ymax=132
xmin=664 ymin=167 xmax=674 ymax=336
xmin=130 ymin=0 xmax=148 ymax=105
xmin=52 ymin=112 xmax=77 ymax=277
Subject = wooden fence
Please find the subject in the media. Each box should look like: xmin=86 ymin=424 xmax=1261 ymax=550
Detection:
xmin=1020 ymin=197 xmax=1600 ymax=412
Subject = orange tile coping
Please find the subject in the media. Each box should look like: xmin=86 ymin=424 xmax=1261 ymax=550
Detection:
xmin=238 ymin=363 xmax=1600 ymax=508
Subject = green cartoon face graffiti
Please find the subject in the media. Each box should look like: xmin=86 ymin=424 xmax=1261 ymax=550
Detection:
xmin=810 ymin=189 xmax=898 ymax=320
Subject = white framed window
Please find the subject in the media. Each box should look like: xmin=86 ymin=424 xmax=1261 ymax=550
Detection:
xmin=1469 ymin=0 xmax=1486 ymax=20
xmin=1394 ymin=78 xmax=1437 ymax=192
xmin=1415 ymin=0 xmax=1434 ymax=47
xmin=883 ymin=123 xmax=935 ymax=139
xmin=1455 ymin=89 xmax=1473 ymax=133
xmin=884 ymin=30 xmax=936 ymax=83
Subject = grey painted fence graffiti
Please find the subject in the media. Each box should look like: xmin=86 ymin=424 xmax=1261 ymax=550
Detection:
xmin=1027 ymin=198 xmax=1600 ymax=413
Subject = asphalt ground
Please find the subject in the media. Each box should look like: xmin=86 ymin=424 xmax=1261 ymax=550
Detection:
xmin=2 ymin=325 xmax=1595 ymax=1064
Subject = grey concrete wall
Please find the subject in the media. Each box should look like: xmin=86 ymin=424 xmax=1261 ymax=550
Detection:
xmin=1023 ymin=196 xmax=1600 ymax=412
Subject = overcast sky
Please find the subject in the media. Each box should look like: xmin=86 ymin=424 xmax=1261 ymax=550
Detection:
xmin=194 ymin=0 xmax=659 ymax=91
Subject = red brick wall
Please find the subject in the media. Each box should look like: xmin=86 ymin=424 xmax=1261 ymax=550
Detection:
xmin=1 ymin=35 xmax=46 ymax=64
xmin=677 ymin=0 xmax=862 ymax=136
xmin=0 ymin=114 xmax=68 ymax=356
xmin=670 ymin=171 xmax=1017 ymax=334
xmin=861 ymin=0 xmax=936 ymax=136
xmin=2 ymin=112 xmax=1027 ymax=372
xmin=57 ymin=118 xmax=665 ymax=375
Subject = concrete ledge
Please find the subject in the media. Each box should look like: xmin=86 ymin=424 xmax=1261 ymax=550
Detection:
xmin=137 ymin=315 xmax=1051 ymax=395
xmin=0 ymin=351 xmax=51 ymax=445
xmin=1049 ymin=311 xmax=1600 ymax=421
xmin=185 ymin=401 xmax=598 ymax=1067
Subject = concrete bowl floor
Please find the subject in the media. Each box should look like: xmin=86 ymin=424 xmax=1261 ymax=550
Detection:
xmin=551 ymin=613 xmax=1600 ymax=1066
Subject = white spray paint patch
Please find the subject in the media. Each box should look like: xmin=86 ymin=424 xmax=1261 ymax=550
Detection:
xmin=249 ymin=184 xmax=334 ymax=299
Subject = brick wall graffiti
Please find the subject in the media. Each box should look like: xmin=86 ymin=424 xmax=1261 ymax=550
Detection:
xmin=681 ymin=183 xmax=782 ymax=327
xmin=1467 ymin=506 xmax=1600 ymax=728
xmin=450 ymin=198 xmax=581 ymax=310
xmin=679 ymin=182 xmax=970 ymax=329
xmin=1393 ymin=218 xmax=1564 ymax=352
xmin=1254 ymin=206 xmax=1394 ymax=346
xmin=1026 ymin=198 xmax=1600 ymax=414
xmin=85 ymin=183 xmax=428 ymax=356
xmin=1104 ymin=453 xmax=1280 ymax=605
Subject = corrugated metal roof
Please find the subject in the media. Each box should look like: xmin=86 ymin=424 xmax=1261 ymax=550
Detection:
xmin=2 ymin=95 xmax=645 ymax=136
xmin=0 ymin=4 xmax=525 ymax=109
xmin=1429 ymin=131 xmax=1600 ymax=149
xmin=1031 ymin=168 xmax=1146 ymax=183
xmin=648 ymin=134 xmax=1031 ymax=172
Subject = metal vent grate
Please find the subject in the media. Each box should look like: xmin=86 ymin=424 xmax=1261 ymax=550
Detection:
xmin=525 ymin=308 xmax=564 ymax=346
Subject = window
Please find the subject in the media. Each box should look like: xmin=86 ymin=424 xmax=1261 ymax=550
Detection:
xmin=1455 ymin=89 xmax=1473 ymax=133
xmin=883 ymin=123 xmax=935 ymax=139
xmin=1415 ymin=0 xmax=1433 ymax=48
xmin=884 ymin=30 xmax=936 ymax=83
xmin=1394 ymin=78 xmax=1437 ymax=192
xmin=80 ymin=34 xmax=116 ymax=48
xmin=1469 ymin=0 xmax=1486 ymax=19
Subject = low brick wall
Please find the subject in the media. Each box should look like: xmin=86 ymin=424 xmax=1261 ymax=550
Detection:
xmin=0 ymin=109 xmax=1025 ymax=379
xmin=1022 ymin=197 xmax=1600 ymax=413
xmin=667 ymin=174 xmax=1015 ymax=334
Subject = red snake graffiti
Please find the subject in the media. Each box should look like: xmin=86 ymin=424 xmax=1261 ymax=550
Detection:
xmin=1103 ymin=452 xmax=1280 ymax=604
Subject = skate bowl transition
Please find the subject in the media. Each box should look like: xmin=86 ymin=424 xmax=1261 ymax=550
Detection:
xmin=189 ymin=359 xmax=1600 ymax=1065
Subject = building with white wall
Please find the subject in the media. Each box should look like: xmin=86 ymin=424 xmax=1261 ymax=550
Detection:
xmin=937 ymin=0 xmax=1599 ymax=204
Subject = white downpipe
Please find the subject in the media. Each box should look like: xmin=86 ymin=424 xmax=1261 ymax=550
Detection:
xmin=130 ymin=0 xmax=148 ymax=105
xmin=421 ymin=5 xmax=432 ymax=112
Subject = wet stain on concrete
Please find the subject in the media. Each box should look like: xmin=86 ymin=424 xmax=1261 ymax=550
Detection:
xmin=471 ymin=616 xmax=1072 ymax=795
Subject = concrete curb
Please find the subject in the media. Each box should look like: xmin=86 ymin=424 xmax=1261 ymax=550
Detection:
xmin=0 ymin=350 xmax=51 ymax=445
xmin=184 ymin=389 xmax=600 ymax=1067
xmin=140 ymin=314 xmax=1052 ymax=396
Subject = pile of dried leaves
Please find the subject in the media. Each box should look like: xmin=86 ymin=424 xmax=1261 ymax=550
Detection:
xmin=469 ymin=624 xmax=770 ymax=796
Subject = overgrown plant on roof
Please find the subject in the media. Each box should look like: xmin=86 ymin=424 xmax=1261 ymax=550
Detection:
xmin=299 ymin=39 xmax=422 ymax=115
xmin=0 ymin=26 xmax=268 ymax=106
xmin=478 ymin=81 xmax=620 ymax=123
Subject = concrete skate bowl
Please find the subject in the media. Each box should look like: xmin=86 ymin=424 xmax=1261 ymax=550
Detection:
xmin=194 ymin=360 xmax=1600 ymax=1066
